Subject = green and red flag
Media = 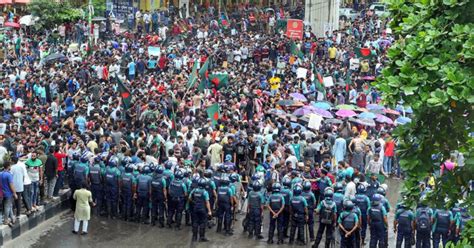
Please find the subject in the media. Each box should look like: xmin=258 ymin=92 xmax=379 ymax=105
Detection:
xmin=218 ymin=12 xmax=230 ymax=29
xmin=207 ymin=103 xmax=220 ymax=126
xmin=187 ymin=60 xmax=199 ymax=88
xmin=354 ymin=47 xmax=373 ymax=59
xmin=209 ymin=74 xmax=229 ymax=90
xmin=116 ymin=76 xmax=132 ymax=109
xmin=199 ymin=57 xmax=210 ymax=78
xmin=290 ymin=41 xmax=304 ymax=59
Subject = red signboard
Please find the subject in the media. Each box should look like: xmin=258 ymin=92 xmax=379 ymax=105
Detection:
xmin=286 ymin=19 xmax=303 ymax=40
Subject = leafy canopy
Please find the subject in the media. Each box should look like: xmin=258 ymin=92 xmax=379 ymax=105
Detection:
xmin=377 ymin=0 xmax=473 ymax=244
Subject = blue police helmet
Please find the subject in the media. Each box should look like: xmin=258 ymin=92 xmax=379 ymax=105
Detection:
xmin=229 ymin=173 xmax=238 ymax=183
xmin=251 ymin=174 xmax=261 ymax=181
xmin=282 ymin=177 xmax=292 ymax=187
xmin=334 ymin=182 xmax=344 ymax=193
xmin=183 ymin=168 xmax=191 ymax=178
xmin=94 ymin=156 xmax=102 ymax=163
xmin=372 ymin=194 xmax=382 ymax=205
xmin=272 ymin=182 xmax=282 ymax=192
xmin=155 ymin=165 xmax=164 ymax=174
xmin=125 ymin=165 xmax=133 ymax=173
xmin=204 ymin=169 xmax=213 ymax=178
xmin=293 ymin=184 xmax=303 ymax=195
xmin=220 ymin=176 xmax=230 ymax=185
xmin=72 ymin=153 xmax=80 ymax=161
xmin=376 ymin=187 xmax=386 ymax=196
xmin=143 ymin=166 xmax=151 ymax=174
xmin=324 ymin=186 xmax=334 ymax=197
xmin=121 ymin=156 xmax=132 ymax=166
xmin=174 ymin=169 xmax=184 ymax=179
xmin=192 ymin=175 xmax=200 ymax=184
xmin=198 ymin=178 xmax=207 ymax=188
xmin=356 ymin=184 xmax=367 ymax=194
xmin=252 ymin=181 xmax=262 ymax=192
xmin=302 ymin=181 xmax=312 ymax=191
xmin=108 ymin=158 xmax=118 ymax=167
xmin=164 ymin=161 xmax=173 ymax=170
xmin=217 ymin=163 xmax=226 ymax=172
xmin=344 ymin=200 xmax=355 ymax=210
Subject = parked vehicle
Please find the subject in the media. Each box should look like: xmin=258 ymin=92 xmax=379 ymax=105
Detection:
xmin=369 ymin=3 xmax=390 ymax=17
xmin=339 ymin=8 xmax=360 ymax=21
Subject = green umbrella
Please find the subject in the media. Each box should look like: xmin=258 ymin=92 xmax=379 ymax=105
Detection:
xmin=336 ymin=104 xmax=357 ymax=110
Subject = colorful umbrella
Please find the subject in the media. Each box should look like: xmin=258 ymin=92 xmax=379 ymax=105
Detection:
xmin=358 ymin=112 xmax=376 ymax=119
xmin=395 ymin=116 xmax=412 ymax=125
xmin=396 ymin=105 xmax=413 ymax=114
xmin=311 ymin=101 xmax=332 ymax=110
xmin=335 ymin=109 xmax=357 ymax=118
xmin=289 ymin=93 xmax=307 ymax=102
xmin=290 ymin=122 xmax=307 ymax=131
xmin=367 ymin=104 xmax=385 ymax=111
xmin=277 ymin=99 xmax=295 ymax=106
xmin=325 ymin=118 xmax=343 ymax=125
xmin=355 ymin=118 xmax=376 ymax=127
xmin=268 ymin=109 xmax=286 ymax=115
xmin=375 ymin=114 xmax=394 ymax=125
xmin=293 ymin=107 xmax=314 ymax=116
xmin=336 ymin=104 xmax=357 ymax=110
xmin=362 ymin=76 xmax=376 ymax=81
xmin=384 ymin=108 xmax=401 ymax=115
xmin=313 ymin=108 xmax=333 ymax=118
xmin=4 ymin=22 xmax=21 ymax=29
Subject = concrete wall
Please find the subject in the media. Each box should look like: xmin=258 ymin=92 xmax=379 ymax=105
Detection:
xmin=304 ymin=0 xmax=339 ymax=37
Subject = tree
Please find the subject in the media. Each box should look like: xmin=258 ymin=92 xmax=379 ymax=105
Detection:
xmin=377 ymin=0 xmax=474 ymax=244
xmin=28 ymin=0 xmax=82 ymax=29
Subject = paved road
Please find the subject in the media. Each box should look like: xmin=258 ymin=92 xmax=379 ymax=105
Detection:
xmin=7 ymin=179 xmax=402 ymax=248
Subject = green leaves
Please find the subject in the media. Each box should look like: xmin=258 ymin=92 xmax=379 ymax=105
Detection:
xmin=377 ymin=0 xmax=474 ymax=243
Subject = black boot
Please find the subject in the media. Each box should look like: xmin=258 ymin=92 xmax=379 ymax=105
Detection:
xmin=192 ymin=226 xmax=198 ymax=242
xmin=199 ymin=227 xmax=209 ymax=242
xmin=216 ymin=219 xmax=222 ymax=233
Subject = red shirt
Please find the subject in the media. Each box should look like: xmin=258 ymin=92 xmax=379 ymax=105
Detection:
xmin=384 ymin=140 xmax=395 ymax=157
xmin=53 ymin=152 xmax=67 ymax=171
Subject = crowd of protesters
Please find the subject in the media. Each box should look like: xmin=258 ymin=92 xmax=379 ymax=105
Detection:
xmin=0 ymin=2 xmax=469 ymax=247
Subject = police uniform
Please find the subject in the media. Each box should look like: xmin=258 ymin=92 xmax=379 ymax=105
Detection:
xmin=432 ymin=209 xmax=453 ymax=248
xmin=289 ymin=195 xmax=308 ymax=245
xmin=89 ymin=163 xmax=104 ymax=216
xmin=189 ymin=186 xmax=210 ymax=241
xmin=354 ymin=193 xmax=371 ymax=244
xmin=74 ymin=162 xmax=89 ymax=189
xmin=136 ymin=173 xmax=152 ymax=223
xmin=415 ymin=206 xmax=433 ymax=248
xmin=167 ymin=178 xmax=187 ymax=229
xmin=216 ymin=183 xmax=235 ymax=235
xmin=313 ymin=198 xmax=337 ymax=248
xmin=338 ymin=210 xmax=359 ymax=248
xmin=105 ymin=165 xmax=121 ymax=218
xmin=120 ymin=171 xmax=137 ymax=221
xmin=280 ymin=185 xmax=293 ymax=237
xmin=247 ymin=188 xmax=265 ymax=238
xmin=395 ymin=207 xmax=415 ymax=248
xmin=302 ymin=189 xmax=317 ymax=241
xmin=455 ymin=211 xmax=472 ymax=244
xmin=368 ymin=204 xmax=388 ymax=247
xmin=267 ymin=191 xmax=285 ymax=243
xmin=351 ymin=203 xmax=362 ymax=248
xmin=151 ymin=173 xmax=167 ymax=227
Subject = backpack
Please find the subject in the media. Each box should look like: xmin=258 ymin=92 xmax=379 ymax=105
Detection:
xmin=416 ymin=208 xmax=431 ymax=231
xmin=321 ymin=201 xmax=335 ymax=224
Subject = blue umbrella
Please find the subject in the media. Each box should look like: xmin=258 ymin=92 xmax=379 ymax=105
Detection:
xmin=367 ymin=104 xmax=385 ymax=111
xmin=396 ymin=105 xmax=413 ymax=114
xmin=358 ymin=112 xmax=376 ymax=119
xmin=290 ymin=122 xmax=307 ymax=131
xmin=311 ymin=101 xmax=332 ymax=110
xmin=395 ymin=116 xmax=412 ymax=125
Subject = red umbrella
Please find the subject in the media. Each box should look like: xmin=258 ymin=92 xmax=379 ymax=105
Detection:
xmin=4 ymin=22 xmax=21 ymax=29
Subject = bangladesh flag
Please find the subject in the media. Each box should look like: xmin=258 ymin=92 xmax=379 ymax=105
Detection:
xmin=207 ymin=103 xmax=220 ymax=126
xmin=116 ymin=76 xmax=132 ymax=109
xmin=170 ymin=110 xmax=177 ymax=138
xmin=290 ymin=41 xmax=304 ymax=60
xmin=219 ymin=12 xmax=230 ymax=29
xmin=209 ymin=74 xmax=229 ymax=90
xmin=354 ymin=47 xmax=373 ymax=59
xmin=199 ymin=57 xmax=210 ymax=78
xmin=187 ymin=60 xmax=199 ymax=88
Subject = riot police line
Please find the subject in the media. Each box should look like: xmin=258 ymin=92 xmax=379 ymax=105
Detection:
xmin=66 ymin=153 xmax=472 ymax=246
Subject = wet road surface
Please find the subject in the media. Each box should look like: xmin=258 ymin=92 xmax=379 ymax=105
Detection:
xmin=8 ymin=179 xmax=402 ymax=248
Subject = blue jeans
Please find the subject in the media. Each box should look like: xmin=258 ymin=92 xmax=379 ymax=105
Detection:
xmin=30 ymin=181 xmax=40 ymax=206
xmin=383 ymin=156 xmax=393 ymax=174
xmin=53 ymin=171 xmax=65 ymax=196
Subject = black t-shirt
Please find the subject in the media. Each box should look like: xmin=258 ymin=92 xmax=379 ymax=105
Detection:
xmin=223 ymin=143 xmax=234 ymax=158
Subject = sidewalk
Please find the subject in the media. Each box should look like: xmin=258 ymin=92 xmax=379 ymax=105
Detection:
xmin=0 ymin=189 xmax=71 ymax=246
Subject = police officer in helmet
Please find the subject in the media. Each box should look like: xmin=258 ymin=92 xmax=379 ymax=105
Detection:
xmin=393 ymin=202 xmax=415 ymax=248
xmin=167 ymin=169 xmax=188 ymax=230
xmin=289 ymin=184 xmax=309 ymax=245
xmin=121 ymin=164 xmax=137 ymax=221
xmin=150 ymin=165 xmax=167 ymax=227
xmin=338 ymin=200 xmax=359 ymax=248
xmin=266 ymin=182 xmax=285 ymax=244
xmin=313 ymin=187 xmax=337 ymax=248
xmin=368 ymin=194 xmax=388 ymax=248
xmin=188 ymin=178 xmax=212 ymax=242
xmin=136 ymin=166 xmax=152 ymax=224
xmin=247 ymin=181 xmax=265 ymax=239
